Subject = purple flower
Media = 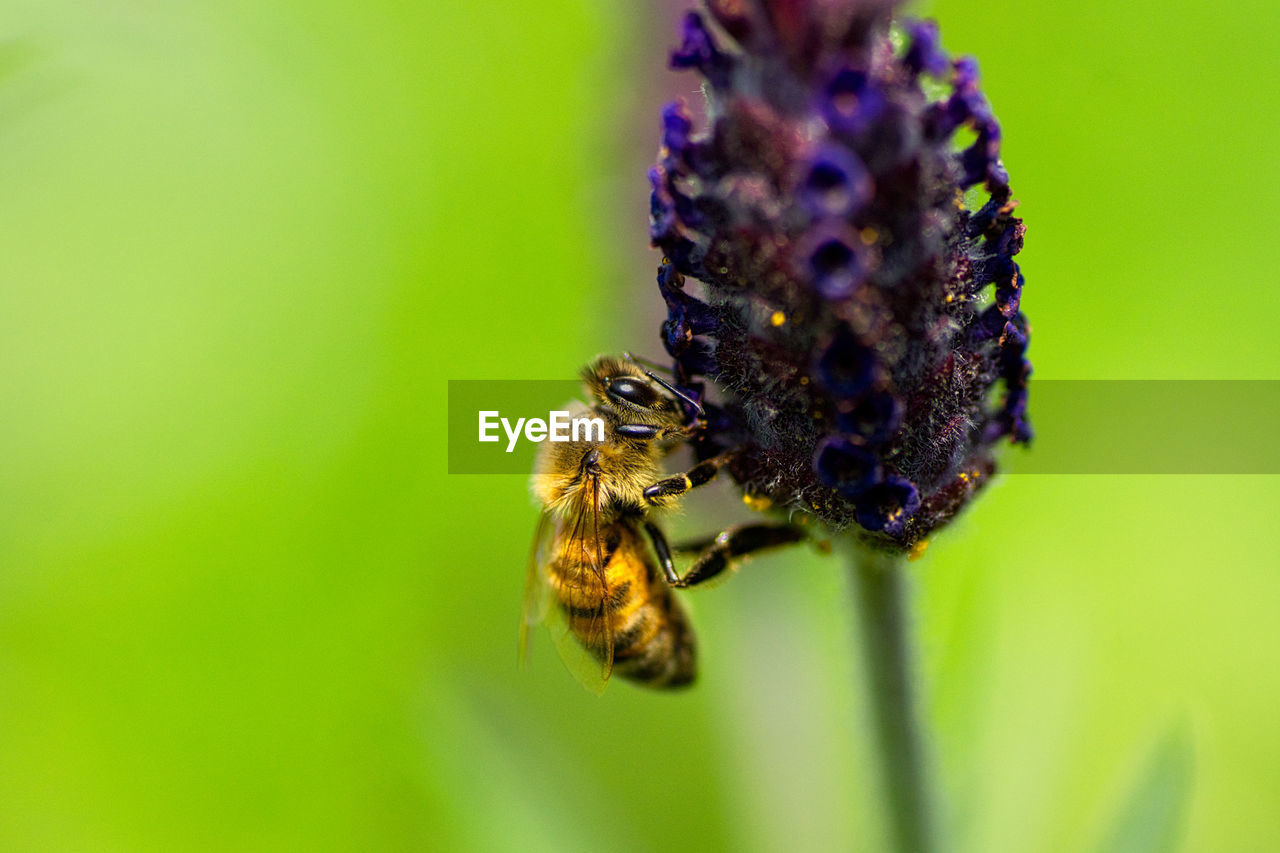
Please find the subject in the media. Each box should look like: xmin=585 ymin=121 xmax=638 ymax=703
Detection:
xmin=650 ymin=1 xmax=1030 ymax=550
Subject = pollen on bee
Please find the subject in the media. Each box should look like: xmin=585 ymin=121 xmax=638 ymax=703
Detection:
xmin=908 ymin=539 xmax=930 ymax=562
xmin=742 ymin=493 xmax=773 ymax=512
xmin=770 ymin=311 xmax=787 ymax=327
xmin=859 ymin=227 xmax=879 ymax=246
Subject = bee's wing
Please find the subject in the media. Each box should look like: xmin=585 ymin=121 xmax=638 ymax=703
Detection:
xmin=592 ymin=472 xmax=615 ymax=680
xmin=519 ymin=509 xmax=557 ymax=667
xmin=523 ymin=475 xmax=615 ymax=695
xmin=547 ymin=602 xmax=611 ymax=695
xmin=560 ymin=471 xmax=614 ymax=690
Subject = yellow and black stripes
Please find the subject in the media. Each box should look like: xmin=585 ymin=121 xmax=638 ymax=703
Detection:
xmin=548 ymin=521 xmax=696 ymax=689
xmin=612 ymin=600 xmax=694 ymax=688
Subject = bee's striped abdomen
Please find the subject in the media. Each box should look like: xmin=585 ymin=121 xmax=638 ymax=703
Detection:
xmin=610 ymin=581 xmax=695 ymax=688
xmin=550 ymin=522 xmax=696 ymax=689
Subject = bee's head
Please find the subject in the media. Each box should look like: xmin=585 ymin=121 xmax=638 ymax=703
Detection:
xmin=581 ymin=355 xmax=699 ymax=430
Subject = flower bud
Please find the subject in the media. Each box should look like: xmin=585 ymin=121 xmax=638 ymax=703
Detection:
xmin=650 ymin=1 xmax=1030 ymax=550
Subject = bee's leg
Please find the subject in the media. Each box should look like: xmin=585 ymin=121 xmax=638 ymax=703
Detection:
xmin=643 ymin=451 xmax=735 ymax=503
xmin=642 ymin=521 xmax=682 ymax=587
xmin=668 ymin=523 xmax=807 ymax=589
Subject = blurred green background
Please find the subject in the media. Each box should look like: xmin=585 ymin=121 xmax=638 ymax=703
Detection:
xmin=1 ymin=0 xmax=1277 ymax=850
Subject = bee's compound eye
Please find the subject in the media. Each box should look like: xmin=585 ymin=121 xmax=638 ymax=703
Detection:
xmin=607 ymin=377 xmax=659 ymax=408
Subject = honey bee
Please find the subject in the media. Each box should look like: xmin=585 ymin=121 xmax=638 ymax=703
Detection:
xmin=522 ymin=355 xmax=806 ymax=691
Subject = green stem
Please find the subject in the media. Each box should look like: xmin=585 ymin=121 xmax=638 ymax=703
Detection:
xmin=847 ymin=544 xmax=939 ymax=853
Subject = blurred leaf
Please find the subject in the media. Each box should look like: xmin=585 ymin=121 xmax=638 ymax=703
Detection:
xmin=1097 ymin=726 xmax=1194 ymax=853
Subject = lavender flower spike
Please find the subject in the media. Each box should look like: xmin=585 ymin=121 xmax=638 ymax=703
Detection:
xmin=651 ymin=1 xmax=1030 ymax=552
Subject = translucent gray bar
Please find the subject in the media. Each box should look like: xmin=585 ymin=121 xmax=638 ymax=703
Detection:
xmin=447 ymin=380 xmax=1280 ymax=475
xmin=1001 ymin=380 xmax=1280 ymax=474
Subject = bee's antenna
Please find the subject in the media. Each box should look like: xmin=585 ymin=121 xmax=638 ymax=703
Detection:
xmin=650 ymin=372 xmax=704 ymax=416
xmin=622 ymin=351 xmax=673 ymax=375
xmin=622 ymin=352 xmax=704 ymax=415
